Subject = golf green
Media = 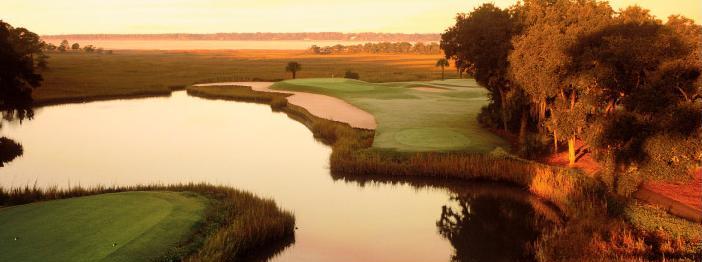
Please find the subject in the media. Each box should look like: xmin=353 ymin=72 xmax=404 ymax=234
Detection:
xmin=0 ymin=191 xmax=207 ymax=261
xmin=271 ymin=78 xmax=509 ymax=152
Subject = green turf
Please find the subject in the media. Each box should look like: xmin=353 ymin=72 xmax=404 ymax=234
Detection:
xmin=271 ymin=78 xmax=510 ymax=152
xmin=0 ymin=191 xmax=207 ymax=262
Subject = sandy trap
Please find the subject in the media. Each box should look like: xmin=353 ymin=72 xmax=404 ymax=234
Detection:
xmin=193 ymin=82 xmax=377 ymax=130
xmin=410 ymin=86 xmax=449 ymax=93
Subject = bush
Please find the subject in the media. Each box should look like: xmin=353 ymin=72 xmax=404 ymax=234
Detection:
xmin=344 ymin=70 xmax=360 ymax=80
xmin=477 ymin=104 xmax=503 ymax=129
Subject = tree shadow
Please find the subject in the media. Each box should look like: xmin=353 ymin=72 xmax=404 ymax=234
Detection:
xmin=330 ymin=171 xmax=561 ymax=262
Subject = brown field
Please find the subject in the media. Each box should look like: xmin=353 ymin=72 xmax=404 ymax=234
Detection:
xmin=33 ymin=50 xmax=454 ymax=105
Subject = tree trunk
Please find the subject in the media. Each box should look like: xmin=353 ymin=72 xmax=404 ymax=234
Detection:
xmin=499 ymin=87 xmax=508 ymax=132
xmin=292 ymin=71 xmax=296 ymax=79
xmin=518 ymin=109 xmax=528 ymax=149
xmin=441 ymin=67 xmax=445 ymax=80
xmin=568 ymin=136 xmax=576 ymax=166
xmin=553 ymin=130 xmax=558 ymax=153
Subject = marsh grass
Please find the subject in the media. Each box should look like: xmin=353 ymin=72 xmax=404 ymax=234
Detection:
xmin=0 ymin=183 xmax=295 ymax=261
xmin=33 ymin=51 xmax=452 ymax=106
xmin=187 ymin=84 xmax=701 ymax=261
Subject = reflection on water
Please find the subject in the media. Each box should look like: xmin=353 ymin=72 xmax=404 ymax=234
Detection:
xmin=0 ymin=91 xmax=555 ymax=261
xmin=0 ymin=137 xmax=23 ymax=167
xmin=438 ymin=194 xmax=552 ymax=262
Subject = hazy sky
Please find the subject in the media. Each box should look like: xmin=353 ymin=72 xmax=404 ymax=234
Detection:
xmin=3 ymin=0 xmax=700 ymax=34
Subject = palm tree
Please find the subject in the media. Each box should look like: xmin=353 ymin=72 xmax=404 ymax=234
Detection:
xmin=435 ymin=58 xmax=449 ymax=80
xmin=285 ymin=61 xmax=301 ymax=79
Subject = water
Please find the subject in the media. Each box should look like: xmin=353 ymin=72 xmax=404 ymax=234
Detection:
xmin=43 ymin=40 xmax=379 ymax=50
xmin=0 ymin=92 xmax=555 ymax=261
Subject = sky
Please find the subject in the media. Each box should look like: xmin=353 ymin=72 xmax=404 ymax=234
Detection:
xmin=2 ymin=0 xmax=700 ymax=34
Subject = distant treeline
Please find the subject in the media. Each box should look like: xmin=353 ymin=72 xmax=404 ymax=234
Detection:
xmin=41 ymin=32 xmax=440 ymax=42
xmin=44 ymin=40 xmax=111 ymax=54
xmin=309 ymin=42 xmax=441 ymax=55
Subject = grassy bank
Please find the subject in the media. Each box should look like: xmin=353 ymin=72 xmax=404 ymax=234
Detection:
xmin=33 ymin=51 xmax=452 ymax=106
xmin=187 ymin=84 xmax=701 ymax=260
xmin=0 ymin=184 xmax=295 ymax=261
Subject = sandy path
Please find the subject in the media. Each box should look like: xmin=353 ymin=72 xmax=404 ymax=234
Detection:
xmin=194 ymin=82 xmax=377 ymax=130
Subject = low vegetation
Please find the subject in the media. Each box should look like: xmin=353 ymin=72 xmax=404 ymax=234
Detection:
xmin=0 ymin=184 xmax=295 ymax=261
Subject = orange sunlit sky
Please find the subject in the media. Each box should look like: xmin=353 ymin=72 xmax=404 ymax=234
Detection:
xmin=2 ymin=0 xmax=700 ymax=34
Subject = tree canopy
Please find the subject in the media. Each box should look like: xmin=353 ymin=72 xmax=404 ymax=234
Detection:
xmin=0 ymin=20 xmax=44 ymax=119
xmin=285 ymin=61 xmax=301 ymax=79
xmin=441 ymin=0 xmax=701 ymax=185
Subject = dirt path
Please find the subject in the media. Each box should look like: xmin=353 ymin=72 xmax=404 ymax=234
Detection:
xmin=193 ymin=82 xmax=377 ymax=130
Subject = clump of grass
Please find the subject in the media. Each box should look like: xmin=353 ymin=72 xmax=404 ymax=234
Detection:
xmin=0 ymin=183 xmax=295 ymax=261
xmin=270 ymin=96 xmax=288 ymax=111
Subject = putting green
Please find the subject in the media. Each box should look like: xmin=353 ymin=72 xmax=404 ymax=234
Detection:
xmin=395 ymin=128 xmax=472 ymax=149
xmin=283 ymin=78 xmax=376 ymax=92
xmin=272 ymin=78 xmax=509 ymax=152
xmin=0 ymin=191 xmax=206 ymax=262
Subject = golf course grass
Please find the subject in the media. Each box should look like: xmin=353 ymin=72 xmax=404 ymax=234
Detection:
xmin=270 ymin=78 xmax=509 ymax=152
xmin=0 ymin=191 xmax=206 ymax=262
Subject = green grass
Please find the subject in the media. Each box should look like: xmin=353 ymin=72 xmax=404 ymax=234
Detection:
xmin=0 ymin=184 xmax=295 ymax=261
xmin=33 ymin=51 xmax=453 ymax=105
xmin=0 ymin=191 xmax=206 ymax=262
xmin=271 ymin=78 xmax=509 ymax=152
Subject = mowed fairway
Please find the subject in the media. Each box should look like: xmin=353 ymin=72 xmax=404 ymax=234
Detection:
xmin=0 ymin=191 xmax=206 ymax=261
xmin=271 ymin=78 xmax=509 ymax=152
xmin=33 ymin=50 xmax=454 ymax=104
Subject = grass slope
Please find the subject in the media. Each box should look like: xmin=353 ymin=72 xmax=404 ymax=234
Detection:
xmin=33 ymin=51 xmax=452 ymax=105
xmin=0 ymin=191 xmax=206 ymax=262
xmin=271 ymin=78 xmax=509 ymax=152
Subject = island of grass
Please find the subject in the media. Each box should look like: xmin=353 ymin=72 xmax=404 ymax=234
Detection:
xmin=0 ymin=184 xmax=295 ymax=261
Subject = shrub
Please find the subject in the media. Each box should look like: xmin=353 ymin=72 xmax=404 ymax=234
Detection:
xmin=344 ymin=70 xmax=360 ymax=80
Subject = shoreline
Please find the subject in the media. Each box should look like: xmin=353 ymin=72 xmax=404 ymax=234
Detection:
xmin=194 ymin=82 xmax=377 ymax=129
xmin=186 ymin=82 xmax=701 ymax=260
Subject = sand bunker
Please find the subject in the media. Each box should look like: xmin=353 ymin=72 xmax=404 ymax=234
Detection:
xmin=194 ymin=82 xmax=377 ymax=130
xmin=410 ymin=86 xmax=449 ymax=93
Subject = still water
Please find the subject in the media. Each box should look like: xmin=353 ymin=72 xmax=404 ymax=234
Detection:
xmin=0 ymin=91 xmax=554 ymax=261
